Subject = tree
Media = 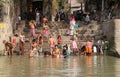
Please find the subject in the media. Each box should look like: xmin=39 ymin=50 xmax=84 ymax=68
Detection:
xmin=52 ymin=0 xmax=59 ymax=16
xmin=0 ymin=0 xmax=5 ymax=7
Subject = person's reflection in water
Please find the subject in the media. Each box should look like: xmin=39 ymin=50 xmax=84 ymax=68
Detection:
xmin=85 ymin=56 xmax=92 ymax=77
xmin=93 ymin=55 xmax=97 ymax=65
xmin=29 ymin=58 xmax=35 ymax=77
xmin=9 ymin=56 xmax=13 ymax=64
xmin=100 ymin=56 xmax=104 ymax=66
xmin=55 ymin=58 xmax=62 ymax=68
xmin=86 ymin=56 xmax=92 ymax=67
xmin=71 ymin=57 xmax=78 ymax=77
xmin=49 ymin=57 xmax=53 ymax=68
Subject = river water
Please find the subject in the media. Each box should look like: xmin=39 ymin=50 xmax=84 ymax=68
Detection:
xmin=0 ymin=55 xmax=120 ymax=77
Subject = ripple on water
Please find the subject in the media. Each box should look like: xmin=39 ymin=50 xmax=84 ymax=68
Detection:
xmin=0 ymin=56 xmax=120 ymax=77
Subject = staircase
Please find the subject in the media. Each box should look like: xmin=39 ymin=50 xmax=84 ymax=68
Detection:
xmin=50 ymin=21 xmax=103 ymax=46
xmin=14 ymin=20 xmax=103 ymax=53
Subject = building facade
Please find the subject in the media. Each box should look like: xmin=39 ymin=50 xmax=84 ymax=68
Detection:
xmin=0 ymin=0 xmax=16 ymax=52
xmin=68 ymin=0 xmax=85 ymax=13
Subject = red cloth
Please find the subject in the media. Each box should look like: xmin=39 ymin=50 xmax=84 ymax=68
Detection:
xmin=43 ymin=30 xmax=49 ymax=35
xmin=57 ymin=38 xmax=62 ymax=44
xmin=13 ymin=38 xmax=16 ymax=43
xmin=86 ymin=41 xmax=92 ymax=48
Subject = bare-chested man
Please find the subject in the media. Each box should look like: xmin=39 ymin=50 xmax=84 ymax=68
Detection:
xmin=29 ymin=20 xmax=36 ymax=38
xmin=48 ymin=36 xmax=55 ymax=55
xmin=3 ymin=40 xmax=14 ymax=56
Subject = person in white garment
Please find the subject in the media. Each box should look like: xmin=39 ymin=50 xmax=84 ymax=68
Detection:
xmin=70 ymin=14 xmax=76 ymax=36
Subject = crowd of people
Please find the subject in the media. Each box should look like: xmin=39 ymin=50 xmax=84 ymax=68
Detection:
xmin=2 ymin=7 xmax=109 ymax=58
xmin=3 ymin=31 xmax=107 ymax=58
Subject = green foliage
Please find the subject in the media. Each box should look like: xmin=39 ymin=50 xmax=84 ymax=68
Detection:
xmin=0 ymin=0 xmax=5 ymax=7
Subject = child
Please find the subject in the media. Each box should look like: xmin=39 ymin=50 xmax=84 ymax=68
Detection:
xmin=52 ymin=45 xmax=61 ymax=58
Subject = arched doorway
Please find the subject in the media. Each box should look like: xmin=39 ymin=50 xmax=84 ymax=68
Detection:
xmin=32 ymin=1 xmax=43 ymax=14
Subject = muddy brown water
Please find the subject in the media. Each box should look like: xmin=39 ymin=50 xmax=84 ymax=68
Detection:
xmin=0 ymin=55 xmax=120 ymax=77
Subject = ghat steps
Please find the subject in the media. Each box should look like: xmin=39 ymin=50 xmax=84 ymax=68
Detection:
xmin=14 ymin=21 xmax=103 ymax=52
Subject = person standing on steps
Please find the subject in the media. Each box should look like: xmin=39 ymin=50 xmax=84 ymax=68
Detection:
xmin=70 ymin=14 xmax=76 ymax=36
xmin=35 ymin=9 xmax=40 ymax=27
xmin=85 ymin=14 xmax=90 ymax=25
xmin=29 ymin=20 xmax=36 ymax=39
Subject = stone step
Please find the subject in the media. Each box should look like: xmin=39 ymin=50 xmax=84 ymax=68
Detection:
xmin=18 ymin=20 xmax=101 ymax=50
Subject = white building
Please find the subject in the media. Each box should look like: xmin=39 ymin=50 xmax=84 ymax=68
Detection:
xmin=68 ymin=0 xmax=85 ymax=13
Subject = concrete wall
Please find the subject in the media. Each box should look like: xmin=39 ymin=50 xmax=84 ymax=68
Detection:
xmin=43 ymin=0 xmax=52 ymax=20
xmin=0 ymin=0 xmax=15 ymax=53
xmin=102 ymin=19 xmax=120 ymax=57
xmin=68 ymin=0 xmax=85 ymax=13
xmin=114 ymin=19 xmax=120 ymax=55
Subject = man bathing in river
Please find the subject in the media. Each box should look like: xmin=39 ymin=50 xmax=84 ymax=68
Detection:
xmin=49 ymin=35 xmax=55 ymax=55
xmin=29 ymin=39 xmax=38 ymax=58
xmin=3 ymin=40 xmax=14 ymax=56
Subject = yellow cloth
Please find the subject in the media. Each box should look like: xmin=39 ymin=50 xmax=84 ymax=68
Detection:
xmin=55 ymin=49 xmax=61 ymax=55
xmin=0 ymin=23 xmax=5 ymax=28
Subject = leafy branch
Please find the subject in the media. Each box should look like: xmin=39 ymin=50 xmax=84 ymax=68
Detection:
xmin=0 ymin=0 xmax=5 ymax=7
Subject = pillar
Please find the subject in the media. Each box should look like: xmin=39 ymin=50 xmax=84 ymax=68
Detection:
xmin=114 ymin=19 xmax=120 ymax=55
